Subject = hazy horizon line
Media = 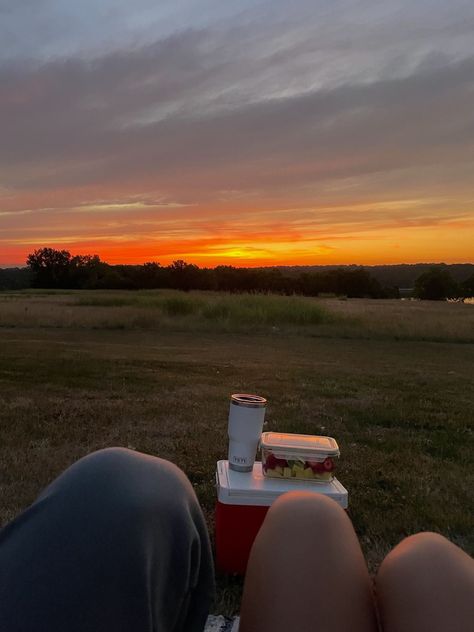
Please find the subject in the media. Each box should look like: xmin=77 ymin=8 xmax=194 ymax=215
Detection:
xmin=2 ymin=260 xmax=473 ymax=270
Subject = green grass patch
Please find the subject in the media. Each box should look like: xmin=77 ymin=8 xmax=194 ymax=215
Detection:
xmin=201 ymin=294 xmax=329 ymax=326
xmin=73 ymin=291 xmax=333 ymax=328
xmin=76 ymin=295 xmax=137 ymax=307
xmin=160 ymin=295 xmax=202 ymax=317
xmin=7 ymin=289 xmax=76 ymax=296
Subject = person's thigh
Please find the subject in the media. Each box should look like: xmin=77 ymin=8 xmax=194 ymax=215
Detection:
xmin=376 ymin=532 xmax=474 ymax=632
xmin=239 ymin=491 xmax=378 ymax=632
xmin=0 ymin=447 xmax=214 ymax=632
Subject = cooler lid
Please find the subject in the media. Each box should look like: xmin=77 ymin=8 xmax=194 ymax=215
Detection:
xmin=260 ymin=432 xmax=340 ymax=458
xmin=216 ymin=460 xmax=348 ymax=508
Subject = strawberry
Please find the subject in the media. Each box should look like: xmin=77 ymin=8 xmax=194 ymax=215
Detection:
xmin=265 ymin=453 xmax=278 ymax=469
xmin=310 ymin=461 xmax=325 ymax=473
xmin=323 ymin=457 xmax=334 ymax=472
xmin=265 ymin=453 xmax=288 ymax=468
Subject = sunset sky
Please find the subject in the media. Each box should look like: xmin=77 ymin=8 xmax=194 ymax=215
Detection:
xmin=1 ymin=0 xmax=473 ymax=267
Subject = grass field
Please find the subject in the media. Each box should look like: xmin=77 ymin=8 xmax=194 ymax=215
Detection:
xmin=0 ymin=289 xmax=473 ymax=614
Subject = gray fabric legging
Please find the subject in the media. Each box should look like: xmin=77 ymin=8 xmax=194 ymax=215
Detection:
xmin=0 ymin=448 xmax=215 ymax=632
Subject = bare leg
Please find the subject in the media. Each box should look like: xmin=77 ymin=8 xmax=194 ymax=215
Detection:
xmin=239 ymin=491 xmax=378 ymax=632
xmin=376 ymin=532 xmax=474 ymax=632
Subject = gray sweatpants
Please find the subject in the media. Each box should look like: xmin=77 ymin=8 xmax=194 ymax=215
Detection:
xmin=0 ymin=448 xmax=215 ymax=631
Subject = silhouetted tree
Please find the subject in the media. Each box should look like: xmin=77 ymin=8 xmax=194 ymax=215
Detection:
xmin=27 ymin=248 xmax=73 ymax=288
xmin=135 ymin=262 xmax=164 ymax=289
xmin=214 ymin=266 xmax=244 ymax=292
xmin=69 ymin=254 xmax=107 ymax=288
xmin=414 ymin=268 xmax=458 ymax=300
xmin=168 ymin=260 xmax=201 ymax=291
xmin=459 ymin=274 xmax=474 ymax=299
xmin=26 ymin=248 xmax=108 ymax=289
xmin=0 ymin=267 xmax=32 ymax=290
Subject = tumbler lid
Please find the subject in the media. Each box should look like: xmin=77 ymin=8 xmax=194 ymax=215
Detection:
xmin=231 ymin=394 xmax=267 ymax=408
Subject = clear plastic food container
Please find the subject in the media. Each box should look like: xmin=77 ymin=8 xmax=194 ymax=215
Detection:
xmin=260 ymin=432 xmax=340 ymax=482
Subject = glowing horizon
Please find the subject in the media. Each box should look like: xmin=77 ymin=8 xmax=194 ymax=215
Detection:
xmin=3 ymin=217 xmax=473 ymax=269
xmin=2 ymin=196 xmax=474 ymax=268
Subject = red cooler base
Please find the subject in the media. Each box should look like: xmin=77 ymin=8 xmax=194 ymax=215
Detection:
xmin=215 ymin=501 xmax=269 ymax=575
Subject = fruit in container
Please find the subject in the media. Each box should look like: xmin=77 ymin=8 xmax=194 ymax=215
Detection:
xmin=291 ymin=463 xmax=305 ymax=477
xmin=266 ymin=453 xmax=288 ymax=469
xmin=261 ymin=434 xmax=339 ymax=482
xmin=262 ymin=454 xmax=337 ymax=481
xmin=309 ymin=460 xmax=325 ymax=474
xmin=323 ymin=457 xmax=334 ymax=472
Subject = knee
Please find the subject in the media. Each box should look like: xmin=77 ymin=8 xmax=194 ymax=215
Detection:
xmin=49 ymin=447 xmax=195 ymax=519
xmin=94 ymin=446 xmax=193 ymax=499
xmin=377 ymin=532 xmax=460 ymax=586
xmin=77 ymin=446 xmax=139 ymax=474
xmin=263 ymin=491 xmax=348 ymax=535
xmin=272 ymin=490 xmax=346 ymax=519
xmin=71 ymin=446 xmax=187 ymax=484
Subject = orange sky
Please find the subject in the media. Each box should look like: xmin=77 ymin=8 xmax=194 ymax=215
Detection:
xmin=2 ymin=177 xmax=473 ymax=267
xmin=2 ymin=197 xmax=473 ymax=267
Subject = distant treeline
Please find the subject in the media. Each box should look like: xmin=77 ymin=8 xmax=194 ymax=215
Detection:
xmin=273 ymin=263 xmax=474 ymax=288
xmin=1 ymin=248 xmax=473 ymax=300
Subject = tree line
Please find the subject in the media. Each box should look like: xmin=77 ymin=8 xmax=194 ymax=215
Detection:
xmin=22 ymin=248 xmax=399 ymax=297
xmin=0 ymin=247 xmax=472 ymax=300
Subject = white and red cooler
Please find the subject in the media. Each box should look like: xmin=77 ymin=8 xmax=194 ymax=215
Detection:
xmin=215 ymin=460 xmax=348 ymax=575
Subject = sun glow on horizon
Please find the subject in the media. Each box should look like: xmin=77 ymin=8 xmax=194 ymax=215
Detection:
xmin=2 ymin=211 xmax=473 ymax=268
xmin=3 ymin=187 xmax=473 ymax=269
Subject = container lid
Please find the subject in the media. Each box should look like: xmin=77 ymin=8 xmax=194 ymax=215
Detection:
xmin=231 ymin=394 xmax=267 ymax=408
xmin=216 ymin=460 xmax=348 ymax=508
xmin=260 ymin=432 xmax=340 ymax=457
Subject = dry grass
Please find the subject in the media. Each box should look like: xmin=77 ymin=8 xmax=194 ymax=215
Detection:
xmin=0 ymin=290 xmax=473 ymax=614
xmin=323 ymin=297 xmax=474 ymax=342
xmin=1 ymin=290 xmax=473 ymax=342
xmin=0 ymin=291 xmax=332 ymax=331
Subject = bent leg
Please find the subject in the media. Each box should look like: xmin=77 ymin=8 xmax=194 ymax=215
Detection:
xmin=0 ymin=448 xmax=214 ymax=632
xmin=376 ymin=532 xmax=474 ymax=632
xmin=239 ymin=492 xmax=378 ymax=632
